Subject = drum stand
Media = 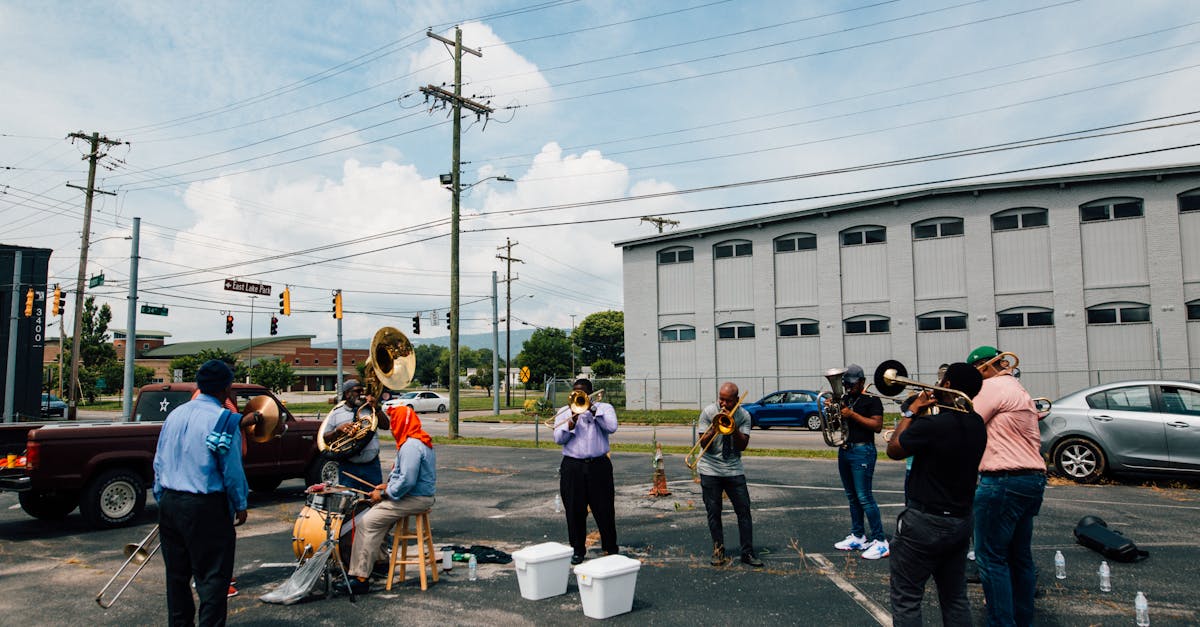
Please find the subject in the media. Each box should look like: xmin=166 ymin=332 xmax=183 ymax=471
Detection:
xmin=317 ymin=511 xmax=356 ymax=603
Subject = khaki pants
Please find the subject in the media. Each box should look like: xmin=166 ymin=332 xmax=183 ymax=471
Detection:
xmin=348 ymin=494 xmax=436 ymax=579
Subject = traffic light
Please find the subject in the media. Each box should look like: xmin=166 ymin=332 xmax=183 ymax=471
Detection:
xmin=332 ymin=291 xmax=343 ymax=319
xmin=445 ymin=311 xmax=451 ymax=327
xmin=279 ymin=288 xmax=291 ymax=316
xmin=51 ymin=285 xmax=62 ymax=316
xmin=23 ymin=288 xmax=34 ymax=317
xmin=225 ymin=314 xmax=234 ymax=334
xmin=270 ymin=315 xmax=279 ymax=336
xmin=411 ymin=315 xmax=420 ymax=335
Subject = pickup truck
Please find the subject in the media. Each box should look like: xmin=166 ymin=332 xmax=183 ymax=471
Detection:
xmin=0 ymin=383 xmax=338 ymax=529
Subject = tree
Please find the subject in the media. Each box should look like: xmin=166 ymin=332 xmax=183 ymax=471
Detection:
xmin=59 ymin=296 xmax=119 ymax=401
xmin=573 ymin=310 xmax=624 ymax=366
xmin=250 ymin=359 xmax=296 ymax=392
xmin=467 ymin=362 xmax=494 ymax=396
xmin=413 ymin=344 xmax=446 ymax=387
xmin=169 ymin=348 xmax=247 ymax=383
xmin=517 ymin=327 xmax=571 ymax=388
xmin=590 ymin=359 xmax=624 ymax=378
xmin=95 ymin=361 xmax=155 ymax=394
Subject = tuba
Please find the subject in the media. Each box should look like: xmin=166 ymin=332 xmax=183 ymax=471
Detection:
xmin=318 ymin=326 xmax=416 ymax=460
xmin=817 ymin=368 xmax=850 ymax=448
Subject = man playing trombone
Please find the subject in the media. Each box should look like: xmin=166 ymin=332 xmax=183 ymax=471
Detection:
xmin=696 ymin=382 xmax=762 ymax=568
xmin=553 ymin=378 xmax=619 ymax=565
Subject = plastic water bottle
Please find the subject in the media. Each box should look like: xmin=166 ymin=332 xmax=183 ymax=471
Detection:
xmin=1135 ymin=591 xmax=1149 ymax=626
xmin=1098 ymin=560 xmax=1111 ymax=592
xmin=468 ymin=554 xmax=478 ymax=581
xmin=1054 ymin=550 xmax=1066 ymax=580
xmin=554 ymin=494 xmax=563 ymax=513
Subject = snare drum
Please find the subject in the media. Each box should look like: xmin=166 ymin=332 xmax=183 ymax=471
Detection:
xmin=305 ymin=488 xmax=358 ymax=516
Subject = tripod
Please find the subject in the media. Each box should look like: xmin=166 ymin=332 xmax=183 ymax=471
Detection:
xmin=318 ymin=509 xmax=357 ymax=602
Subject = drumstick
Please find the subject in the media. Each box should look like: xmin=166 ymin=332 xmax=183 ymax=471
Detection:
xmin=341 ymin=470 xmax=380 ymax=491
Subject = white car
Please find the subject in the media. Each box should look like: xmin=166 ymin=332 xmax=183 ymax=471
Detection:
xmin=386 ymin=391 xmax=448 ymax=413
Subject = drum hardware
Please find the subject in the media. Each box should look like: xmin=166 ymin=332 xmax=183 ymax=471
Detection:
xmin=684 ymin=391 xmax=748 ymax=470
xmin=95 ymin=525 xmax=160 ymax=608
xmin=319 ymin=326 xmax=416 ymax=459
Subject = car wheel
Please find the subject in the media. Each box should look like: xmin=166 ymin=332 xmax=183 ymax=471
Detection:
xmin=80 ymin=468 xmax=146 ymax=529
xmin=249 ymin=477 xmax=283 ymax=493
xmin=18 ymin=490 xmax=78 ymax=520
xmin=306 ymin=457 xmax=340 ymax=487
xmin=437 ymin=404 xmax=446 ymax=413
xmin=1053 ymin=437 xmax=1106 ymax=483
xmin=805 ymin=413 xmax=822 ymax=431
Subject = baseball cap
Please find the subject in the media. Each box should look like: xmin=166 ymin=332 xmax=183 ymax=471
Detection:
xmin=842 ymin=364 xmax=865 ymax=386
xmin=967 ymin=345 xmax=1000 ymax=366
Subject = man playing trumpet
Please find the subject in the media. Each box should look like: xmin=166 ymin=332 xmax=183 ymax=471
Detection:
xmin=553 ymin=378 xmax=619 ymax=565
xmin=696 ymin=382 xmax=762 ymax=568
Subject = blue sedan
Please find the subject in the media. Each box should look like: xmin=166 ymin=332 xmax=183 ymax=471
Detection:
xmin=743 ymin=390 xmax=823 ymax=430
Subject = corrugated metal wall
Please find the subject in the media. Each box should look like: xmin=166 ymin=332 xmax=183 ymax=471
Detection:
xmin=714 ymin=257 xmax=753 ymax=310
xmin=999 ymin=326 xmax=1060 ymax=399
xmin=912 ymin=238 xmax=966 ymax=299
xmin=1181 ymin=213 xmax=1200 ymax=282
xmin=1081 ymin=219 xmax=1148 ymax=287
xmin=993 ymin=229 xmax=1052 ymax=293
xmin=915 ymin=330 xmax=969 ymax=377
xmin=659 ymin=338 xmax=697 ymax=403
xmin=840 ymin=244 xmax=889 ymax=303
xmin=717 ymin=337 xmax=760 ymax=400
xmin=1086 ymin=323 xmax=1155 ymax=370
xmin=778 ymin=336 xmax=821 ymax=378
xmin=657 ymin=262 xmax=695 ymax=314
xmin=843 ymin=333 xmax=892 ymax=378
xmin=774 ymin=250 xmax=818 ymax=306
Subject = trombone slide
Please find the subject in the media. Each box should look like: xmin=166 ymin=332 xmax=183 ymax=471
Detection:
xmin=96 ymin=525 xmax=160 ymax=608
xmin=684 ymin=391 xmax=748 ymax=469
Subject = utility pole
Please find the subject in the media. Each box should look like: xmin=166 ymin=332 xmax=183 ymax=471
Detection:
xmin=121 ymin=218 xmax=140 ymax=421
xmin=248 ymin=295 xmax=256 ymax=380
xmin=496 ymin=238 xmax=522 ymax=408
xmin=65 ymin=131 xmax=120 ymax=420
xmin=640 ymin=215 xmax=680 ymax=233
xmin=570 ymin=314 xmax=577 ymax=379
xmin=421 ymin=27 xmax=491 ymax=439
xmin=492 ymin=271 xmax=499 ymax=416
xmin=4 ymin=252 xmax=21 ymax=422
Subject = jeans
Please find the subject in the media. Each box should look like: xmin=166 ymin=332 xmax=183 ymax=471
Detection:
xmin=337 ymin=456 xmax=382 ymax=489
xmin=838 ymin=444 xmax=885 ymax=541
xmin=974 ymin=473 xmax=1047 ymax=627
xmin=890 ymin=508 xmax=974 ymax=627
xmin=700 ymin=473 xmax=755 ymax=557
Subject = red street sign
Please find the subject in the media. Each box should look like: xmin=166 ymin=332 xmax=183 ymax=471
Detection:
xmin=223 ymin=279 xmax=272 ymax=296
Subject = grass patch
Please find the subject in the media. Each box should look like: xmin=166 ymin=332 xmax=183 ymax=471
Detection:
xmin=82 ymin=400 xmax=123 ymax=410
xmin=427 ymin=435 xmax=842 ymax=459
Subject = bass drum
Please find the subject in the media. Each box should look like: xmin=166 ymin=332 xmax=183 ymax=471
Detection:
xmin=291 ymin=501 xmax=370 ymax=568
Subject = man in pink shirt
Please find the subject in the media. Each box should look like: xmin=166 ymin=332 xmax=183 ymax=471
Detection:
xmin=968 ymin=346 xmax=1047 ymax=627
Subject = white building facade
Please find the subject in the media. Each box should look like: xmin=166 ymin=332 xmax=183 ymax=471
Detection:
xmin=618 ymin=164 xmax=1200 ymax=409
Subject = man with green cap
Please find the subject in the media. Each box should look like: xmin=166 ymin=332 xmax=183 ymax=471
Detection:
xmin=967 ymin=345 xmax=1046 ymax=627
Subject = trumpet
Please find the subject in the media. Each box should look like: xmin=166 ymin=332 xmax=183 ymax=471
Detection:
xmin=96 ymin=525 xmax=160 ymax=608
xmin=874 ymin=360 xmax=974 ymax=413
xmin=685 ymin=391 xmax=748 ymax=470
xmin=544 ymin=389 xmax=605 ymax=428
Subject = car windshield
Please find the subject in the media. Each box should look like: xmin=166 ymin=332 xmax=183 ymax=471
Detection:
xmin=399 ymin=392 xmax=418 ymax=399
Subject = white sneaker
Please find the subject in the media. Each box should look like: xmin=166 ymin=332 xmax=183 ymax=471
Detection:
xmin=834 ymin=534 xmax=868 ymax=551
xmin=861 ymin=539 xmax=890 ymax=560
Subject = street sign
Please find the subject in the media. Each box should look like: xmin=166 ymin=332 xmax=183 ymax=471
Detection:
xmin=88 ymin=274 xmax=104 ymax=288
xmin=519 ymin=366 xmax=531 ymax=383
xmin=223 ymin=278 xmax=272 ymax=296
xmin=173 ymin=369 xmax=183 ymax=383
xmin=140 ymin=304 xmax=168 ymax=316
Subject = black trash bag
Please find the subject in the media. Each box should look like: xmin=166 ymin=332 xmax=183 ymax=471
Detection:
xmin=440 ymin=544 xmax=513 ymax=564
xmin=1074 ymin=515 xmax=1149 ymax=563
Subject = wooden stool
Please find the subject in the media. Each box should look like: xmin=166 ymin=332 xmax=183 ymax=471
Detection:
xmin=387 ymin=510 xmax=438 ymax=591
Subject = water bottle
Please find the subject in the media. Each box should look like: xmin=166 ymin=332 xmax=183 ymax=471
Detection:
xmin=554 ymin=494 xmax=563 ymax=513
xmin=468 ymin=554 xmax=478 ymax=581
xmin=1054 ymin=550 xmax=1066 ymax=580
xmin=1098 ymin=560 xmax=1111 ymax=592
xmin=1135 ymin=591 xmax=1149 ymax=626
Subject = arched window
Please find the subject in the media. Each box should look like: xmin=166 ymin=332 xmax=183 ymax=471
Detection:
xmin=774 ymin=233 xmax=817 ymax=253
xmin=657 ymin=246 xmax=694 ymax=265
xmin=1186 ymin=300 xmax=1200 ymax=320
xmin=716 ymin=322 xmax=755 ymax=339
xmin=915 ymin=311 xmax=967 ymax=331
xmin=840 ymin=225 xmax=886 ymax=247
xmin=992 ymin=207 xmax=1048 ymax=231
xmin=1080 ymin=197 xmax=1143 ymax=222
xmin=912 ymin=217 xmax=964 ymax=240
xmin=1086 ymin=302 xmax=1150 ymax=325
xmin=714 ymin=240 xmax=752 ymax=259
xmin=997 ymin=307 xmax=1054 ymax=328
xmin=1180 ymin=188 xmax=1200 ymax=213
xmin=778 ymin=318 xmax=819 ymax=337
xmin=659 ymin=325 xmax=697 ymax=342
xmin=844 ymin=315 xmax=890 ymax=335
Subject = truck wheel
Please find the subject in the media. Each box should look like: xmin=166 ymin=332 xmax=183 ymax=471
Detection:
xmin=18 ymin=490 xmax=78 ymax=520
xmin=249 ymin=477 xmax=283 ymax=493
xmin=80 ymin=469 xmax=146 ymax=529
xmin=305 ymin=457 xmax=340 ymax=487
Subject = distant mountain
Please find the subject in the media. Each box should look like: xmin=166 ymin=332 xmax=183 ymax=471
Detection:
xmin=313 ymin=328 xmax=539 ymax=352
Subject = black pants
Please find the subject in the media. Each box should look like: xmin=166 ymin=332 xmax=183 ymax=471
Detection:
xmin=889 ymin=507 xmax=973 ymax=627
xmin=159 ymin=490 xmax=236 ymax=627
xmin=700 ymin=473 xmax=754 ymax=557
xmin=559 ymin=455 xmax=618 ymax=558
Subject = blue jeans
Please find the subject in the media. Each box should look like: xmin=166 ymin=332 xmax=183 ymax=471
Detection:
xmin=337 ymin=456 xmax=382 ymax=489
xmin=838 ymin=444 xmax=885 ymax=542
xmin=974 ymin=473 xmax=1046 ymax=627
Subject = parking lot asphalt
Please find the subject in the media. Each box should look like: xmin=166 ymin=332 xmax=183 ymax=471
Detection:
xmin=1 ymin=445 xmax=1197 ymax=626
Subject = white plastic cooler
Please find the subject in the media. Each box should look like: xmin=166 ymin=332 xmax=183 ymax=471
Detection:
xmin=573 ymin=554 xmax=641 ymax=619
xmin=512 ymin=542 xmax=574 ymax=600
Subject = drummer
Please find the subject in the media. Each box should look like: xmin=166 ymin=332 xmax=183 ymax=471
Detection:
xmin=336 ymin=403 xmax=436 ymax=595
xmin=324 ymin=379 xmax=385 ymax=487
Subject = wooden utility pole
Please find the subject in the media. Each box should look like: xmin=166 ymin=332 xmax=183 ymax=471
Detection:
xmin=421 ymin=28 xmax=492 ymax=439
xmin=640 ymin=216 xmax=680 ymax=233
xmin=496 ymin=239 xmax=522 ymax=408
xmin=65 ymin=131 xmax=120 ymax=420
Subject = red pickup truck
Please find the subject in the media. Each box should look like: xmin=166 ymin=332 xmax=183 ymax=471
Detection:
xmin=0 ymin=383 xmax=336 ymax=529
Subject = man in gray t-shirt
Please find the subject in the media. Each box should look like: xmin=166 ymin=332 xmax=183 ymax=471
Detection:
xmin=696 ymin=381 xmax=762 ymax=568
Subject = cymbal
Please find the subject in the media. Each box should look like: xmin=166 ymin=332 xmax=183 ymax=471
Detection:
xmin=243 ymin=395 xmax=284 ymax=443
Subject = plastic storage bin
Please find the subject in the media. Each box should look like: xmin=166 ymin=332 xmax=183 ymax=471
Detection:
xmin=512 ymin=542 xmax=574 ymax=600
xmin=573 ymin=554 xmax=641 ymax=619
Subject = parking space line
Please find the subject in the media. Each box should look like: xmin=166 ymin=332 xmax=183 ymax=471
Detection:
xmin=1044 ymin=497 xmax=1200 ymax=511
xmin=808 ymin=553 xmax=891 ymax=626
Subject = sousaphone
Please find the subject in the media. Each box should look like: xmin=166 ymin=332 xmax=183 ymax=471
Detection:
xmin=318 ymin=326 xmax=416 ymax=459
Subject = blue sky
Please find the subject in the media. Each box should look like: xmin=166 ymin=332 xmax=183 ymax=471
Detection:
xmin=3 ymin=0 xmax=1199 ymax=344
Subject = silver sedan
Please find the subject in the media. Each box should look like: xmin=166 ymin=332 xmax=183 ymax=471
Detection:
xmin=1039 ymin=380 xmax=1200 ymax=483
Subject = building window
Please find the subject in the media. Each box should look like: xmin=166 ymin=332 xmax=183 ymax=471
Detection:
xmin=1180 ymin=188 xmax=1200 ymax=213
xmin=774 ymin=233 xmax=817 ymax=253
xmin=916 ymin=311 xmax=967 ymax=331
xmin=1080 ymin=197 xmax=1144 ymax=222
xmin=716 ymin=323 xmax=755 ymax=339
xmin=657 ymin=247 xmax=694 ymax=264
xmin=778 ymin=319 xmax=819 ymax=337
xmin=841 ymin=226 xmax=886 ymax=247
xmin=294 ymin=359 xmax=300 ymax=365
xmin=142 ymin=342 xmax=149 ymax=350
xmin=1187 ymin=301 xmax=1200 ymax=320
xmin=314 ymin=358 xmax=320 ymax=365
xmin=714 ymin=241 xmax=752 ymax=259
xmin=991 ymin=207 xmax=1048 ymax=231
xmin=1086 ymin=303 xmax=1150 ymax=325
xmin=660 ymin=326 xmax=697 ymax=342
xmin=998 ymin=309 xmax=1055 ymax=328
xmin=912 ymin=218 xmax=964 ymax=240
xmin=844 ymin=316 xmax=890 ymax=334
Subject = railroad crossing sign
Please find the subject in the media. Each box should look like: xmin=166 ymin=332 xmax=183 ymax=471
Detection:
xmin=223 ymin=278 xmax=272 ymax=296
xmin=519 ymin=366 xmax=531 ymax=383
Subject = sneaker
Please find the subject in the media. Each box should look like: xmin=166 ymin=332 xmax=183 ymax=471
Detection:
xmin=861 ymin=539 xmax=890 ymax=560
xmin=227 ymin=585 xmax=239 ymax=598
xmin=834 ymin=534 xmax=867 ymax=551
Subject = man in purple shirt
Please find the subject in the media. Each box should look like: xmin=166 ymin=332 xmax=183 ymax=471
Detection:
xmin=553 ymin=378 xmax=619 ymax=565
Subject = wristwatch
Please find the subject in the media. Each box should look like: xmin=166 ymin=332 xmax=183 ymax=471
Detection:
xmin=901 ymin=409 xmax=914 ymax=419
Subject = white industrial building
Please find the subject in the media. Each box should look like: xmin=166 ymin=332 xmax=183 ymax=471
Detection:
xmin=617 ymin=163 xmax=1200 ymax=409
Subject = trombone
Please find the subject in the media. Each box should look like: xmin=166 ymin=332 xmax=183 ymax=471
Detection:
xmin=685 ymin=391 xmax=749 ymax=470
xmin=975 ymin=351 xmax=1054 ymax=415
xmin=96 ymin=525 xmax=160 ymax=608
xmin=543 ymin=389 xmax=604 ymax=429
xmin=874 ymin=360 xmax=974 ymax=413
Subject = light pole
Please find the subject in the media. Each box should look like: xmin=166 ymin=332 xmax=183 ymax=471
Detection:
xmin=570 ymin=314 xmax=576 ymax=379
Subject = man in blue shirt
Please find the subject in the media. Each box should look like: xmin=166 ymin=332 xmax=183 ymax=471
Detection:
xmin=153 ymin=359 xmax=249 ymax=626
xmin=553 ymin=378 xmax=619 ymax=565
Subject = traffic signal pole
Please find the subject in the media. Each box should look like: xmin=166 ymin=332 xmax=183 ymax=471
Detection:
xmin=121 ymin=217 xmax=140 ymax=421
xmin=4 ymin=251 xmax=22 ymax=422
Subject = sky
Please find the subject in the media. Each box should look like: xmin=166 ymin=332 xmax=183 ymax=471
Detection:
xmin=3 ymin=0 xmax=1200 ymax=346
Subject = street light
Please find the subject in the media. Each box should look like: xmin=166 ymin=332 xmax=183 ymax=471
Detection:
xmin=443 ymin=173 xmax=513 ymax=191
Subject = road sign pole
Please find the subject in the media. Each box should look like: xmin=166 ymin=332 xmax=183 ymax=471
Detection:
xmin=121 ymin=217 xmax=139 ymax=421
